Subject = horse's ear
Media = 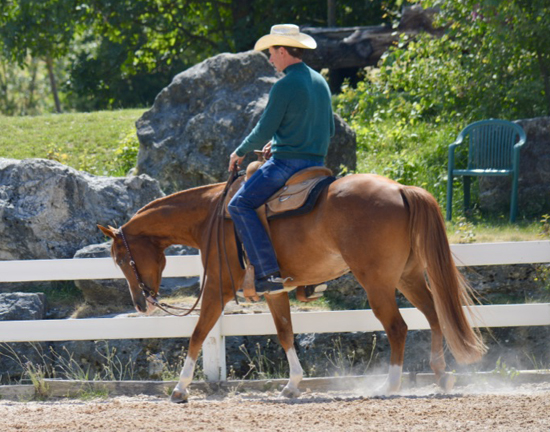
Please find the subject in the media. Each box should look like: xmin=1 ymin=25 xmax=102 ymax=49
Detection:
xmin=98 ymin=225 xmax=117 ymax=240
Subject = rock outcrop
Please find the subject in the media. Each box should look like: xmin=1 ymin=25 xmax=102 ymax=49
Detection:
xmin=0 ymin=292 xmax=45 ymax=321
xmin=136 ymin=51 xmax=356 ymax=193
xmin=0 ymin=158 xmax=163 ymax=260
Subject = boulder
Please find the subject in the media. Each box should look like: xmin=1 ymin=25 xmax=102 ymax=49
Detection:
xmin=479 ymin=116 xmax=550 ymax=217
xmin=0 ymin=292 xmax=45 ymax=321
xmin=136 ymin=51 xmax=357 ymax=194
xmin=73 ymin=242 xmax=133 ymax=307
xmin=0 ymin=158 xmax=164 ymax=260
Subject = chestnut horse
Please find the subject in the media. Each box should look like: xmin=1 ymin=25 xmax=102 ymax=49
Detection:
xmin=98 ymin=173 xmax=486 ymax=403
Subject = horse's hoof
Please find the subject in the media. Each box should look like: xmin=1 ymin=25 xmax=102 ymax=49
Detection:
xmin=279 ymin=385 xmax=301 ymax=399
xmin=373 ymin=381 xmax=400 ymax=396
xmin=438 ymin=374 xmax=456 ymax=392
xmin=170 ymin=390 xmax=189 ymax=404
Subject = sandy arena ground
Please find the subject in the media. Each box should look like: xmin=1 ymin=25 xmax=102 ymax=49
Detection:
xmin=1 ymin=382 xmax=549 ymax=432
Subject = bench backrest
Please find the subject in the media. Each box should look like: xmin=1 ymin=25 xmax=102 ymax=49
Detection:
xmin=460 ymin=120 xmax=525 ymax=171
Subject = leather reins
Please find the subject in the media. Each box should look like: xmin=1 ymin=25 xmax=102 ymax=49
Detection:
xmin=118 ymin=166 xmax=240 ymax=317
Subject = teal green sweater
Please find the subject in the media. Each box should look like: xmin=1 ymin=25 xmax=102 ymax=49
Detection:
xmin=235 ymin=62 xmax=335 ymax=162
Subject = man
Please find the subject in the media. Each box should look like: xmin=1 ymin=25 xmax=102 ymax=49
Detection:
xmin=228 ymin=24 xmax=335 ymax=296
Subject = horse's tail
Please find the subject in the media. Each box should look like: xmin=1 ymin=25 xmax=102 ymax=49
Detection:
xmin=401 ymin=186 xmax=487 ymax=364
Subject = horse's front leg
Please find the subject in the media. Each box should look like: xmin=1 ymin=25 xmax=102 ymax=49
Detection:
xmin=170 ymin=290 xmax=225 ymax=404
xmin=265 ymin=292 xmax=303 ymax=398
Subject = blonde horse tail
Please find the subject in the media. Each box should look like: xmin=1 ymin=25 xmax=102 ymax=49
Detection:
xmin=401 ymin=186 xmax=487 ymax=364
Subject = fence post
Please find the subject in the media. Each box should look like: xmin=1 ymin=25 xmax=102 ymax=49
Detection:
xmin=201 ymin=316 xmax=227 ymax=381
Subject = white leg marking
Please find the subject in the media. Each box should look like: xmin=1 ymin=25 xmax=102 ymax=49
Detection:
xmin=175 ymin=356 xmax=196 ymax=393
xmin=375 ymin=364 xmax=403 ymax=396
xmin=387 ymin=364 xmax=403 ymax=392
xmin=280 ymin=347 xmax=303 ymax=398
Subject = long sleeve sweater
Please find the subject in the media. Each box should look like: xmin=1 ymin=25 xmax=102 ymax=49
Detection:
xmin=235 ymin=62 xmax=335 ymax=162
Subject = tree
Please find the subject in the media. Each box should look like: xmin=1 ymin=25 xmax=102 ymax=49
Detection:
xmin=0 ymin=0 xmax=86 ymax=113
xmin=1 ymin=0 xmax=397 ymax=113
xmin=423 ymin=0 xmax=550 ymax=117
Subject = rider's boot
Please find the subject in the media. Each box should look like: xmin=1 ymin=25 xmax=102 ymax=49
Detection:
xmin=255 ymin=271 xmax=286 ymax=295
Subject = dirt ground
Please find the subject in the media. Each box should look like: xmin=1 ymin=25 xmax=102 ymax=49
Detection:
xmin=1 ymin=382 xmax=549 ymax=432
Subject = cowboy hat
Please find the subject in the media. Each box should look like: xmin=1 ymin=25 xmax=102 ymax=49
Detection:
xmin=254 ymin=24 xmax=317 ymax=51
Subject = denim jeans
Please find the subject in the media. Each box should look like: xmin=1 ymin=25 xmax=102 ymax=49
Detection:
xmin=228 ymin=157 xmax=323 ymax=279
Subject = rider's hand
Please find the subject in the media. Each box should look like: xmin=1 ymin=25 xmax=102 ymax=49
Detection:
xmin=228 ymin=151 xmax=244 ymax=172
xmin=262 ymin=142 xmax=272 ymax=160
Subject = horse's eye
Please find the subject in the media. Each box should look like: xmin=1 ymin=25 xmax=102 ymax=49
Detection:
xmin=117 ymin=258 xmax=125 ymax=266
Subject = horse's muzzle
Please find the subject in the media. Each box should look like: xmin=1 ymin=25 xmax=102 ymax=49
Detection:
xmin=133 ymin=294 xmax=149 ymax=314
xmin=134 ymin=300 xmax=148 ymax=314
xmin=135 ymin=295 xmax=157 ymax=315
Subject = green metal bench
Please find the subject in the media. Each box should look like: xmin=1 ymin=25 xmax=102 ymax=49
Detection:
xmin=446 ymin=119 xmax=526 ymax=223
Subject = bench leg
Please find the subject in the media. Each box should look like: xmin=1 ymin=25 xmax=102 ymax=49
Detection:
xmin=446 ymin=175 xmax=453 ymax=221
xmin=510 ymin=172 xmax=519 ymax=223
xmin=463 ymin=176 xmax=471 ymax=215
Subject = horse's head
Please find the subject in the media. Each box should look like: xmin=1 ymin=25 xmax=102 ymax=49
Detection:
xmin=98 ymin=225 xmax=166 ymax=315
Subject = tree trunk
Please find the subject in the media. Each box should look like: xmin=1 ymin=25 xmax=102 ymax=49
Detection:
xmin=302 ymin=6 xmax=442 ymax=71
xmin=537 ymin=51 xmax=550 ymax=116
xmin=327 ymin=0 xmax=336 ymax=26
xmin=45 ymin=56 xmax=62 ymax=113
xmin=0 ymin=60 xmax=8 ymax=114
xmin=27 ymin=58 xmax=39 ymax=112
xmin=230 ymin=0 xmax=255 ymax=52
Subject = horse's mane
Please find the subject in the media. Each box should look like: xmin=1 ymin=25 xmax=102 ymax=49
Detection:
xmin=136 ymin=182 xmax=225 ymax=215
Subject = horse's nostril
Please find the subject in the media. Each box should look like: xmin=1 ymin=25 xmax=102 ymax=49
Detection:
xmin=135 ymin=302 xmax=148 ymax=313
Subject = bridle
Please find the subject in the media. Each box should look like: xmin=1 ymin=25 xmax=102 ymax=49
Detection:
xmin=116 ymin=166 xmax=241 ymax=317
xmin=118 ymin=227 xmax=159 ymax=304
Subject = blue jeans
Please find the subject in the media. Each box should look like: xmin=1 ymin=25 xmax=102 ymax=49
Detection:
xmin=228 ymin=157 xmax=323 ymax=279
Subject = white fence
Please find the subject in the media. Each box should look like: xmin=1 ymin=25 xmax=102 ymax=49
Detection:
xmin=1 ymin=241 xmax=549 ymax=381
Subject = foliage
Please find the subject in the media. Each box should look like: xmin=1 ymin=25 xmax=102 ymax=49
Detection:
xmin=0 ymin=0 xmax=397 ymax=112
xmin=422 ymin=0 xmax=550 ymax=117
xmin=454 ymin=216 xmax=477 ymax=244
xmin=340 ymin=0 xmax=549 ymax=123
xmin=236 ymin=340 xmax=287 ymax=380
xmin=333 ymin=82 xmax=459 ymax=204
xmin=0 ymin=0 xmax=88 ymax=112
xmin=0 ymin=0 xmax=80 ymax=64
xmin=322 ymin=335 xmax=378 ymax=377
xmin=0 ymin=57 xmax=51 ymax=115
xmin=539 ymin=214 xmax=550 ymax=239
xmin=492 ymin=357 xmax=519 ymax=381
xmin=334 ymin=0 xmax=550 ymax=219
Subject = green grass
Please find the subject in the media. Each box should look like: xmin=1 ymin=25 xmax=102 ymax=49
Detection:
xmin=0 ymin=109 xmax=145 ymax=176
xmin=446 ymin=217 xmax=546 ymax=244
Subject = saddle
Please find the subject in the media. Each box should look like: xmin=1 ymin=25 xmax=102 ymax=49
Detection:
xmin=224 ymin=161 xmax=335 ymax=303
xmin=224 ymin=164 xmax=335 ymax=220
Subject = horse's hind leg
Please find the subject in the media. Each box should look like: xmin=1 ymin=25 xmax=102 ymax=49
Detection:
xmin=398 ymin=267 xmax=455 ymax=392
xmin=352 ymin=269 xmax=408 ymax=395
xmin=265 ymin=292 xmax=303 ymax=398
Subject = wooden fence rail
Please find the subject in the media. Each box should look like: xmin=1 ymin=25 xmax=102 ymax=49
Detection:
xmin=1 ymin=241 xmax=549 ymax=381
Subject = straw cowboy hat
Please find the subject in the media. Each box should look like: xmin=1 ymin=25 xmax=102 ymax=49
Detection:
xmin=254 ymin=24 xmax=317 ymax=51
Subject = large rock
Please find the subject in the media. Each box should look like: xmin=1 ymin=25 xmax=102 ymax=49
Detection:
xmin=479 ymin=116 xmax=550 ymax=217
xmin=136 ymin=51 xmax=356 ymax=193
xmin=0 ymin=293 xmax=47 ymax=383
xmin=0 ymin=158 xmax=164 ymax=260
xmin=0 ymin=292 xmax=45 ymax=321
xmin=73 ymin=242 xmax=133 ymax=307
